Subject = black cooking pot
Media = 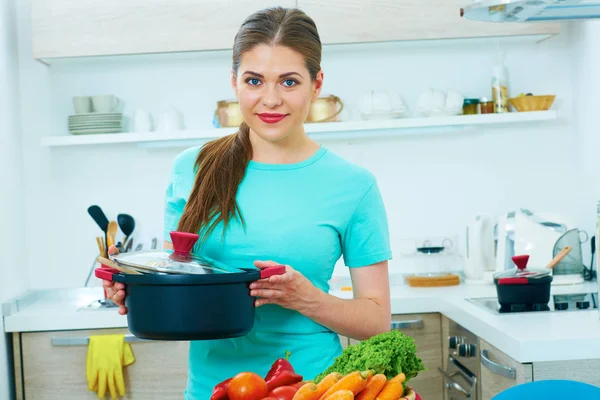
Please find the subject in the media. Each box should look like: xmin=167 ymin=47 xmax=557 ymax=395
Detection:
xmin=493 ymin=254 xmax=553 ymax=308
xmin=94 ymin=231 xmax=285 ymax=341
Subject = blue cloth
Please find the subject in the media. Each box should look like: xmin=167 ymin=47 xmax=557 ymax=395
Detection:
xmin=163 ymin=145 xmax=392 ymax=399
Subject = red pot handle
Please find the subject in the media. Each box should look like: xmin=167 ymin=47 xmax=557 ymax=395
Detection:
xmin=95 ymin=267 xmax=120 ymax=281
xmin=260 ymin=265 xmax=287 ymax=279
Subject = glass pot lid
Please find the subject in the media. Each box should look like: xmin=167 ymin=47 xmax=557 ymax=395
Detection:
xmin=112 ymin=231 xmax=240 ymax=275
xmin=493 ymin=254 xmax=551 ymax=280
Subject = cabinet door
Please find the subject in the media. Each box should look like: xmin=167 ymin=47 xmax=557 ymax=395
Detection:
xmin=31 ymin=0 xmax=296 ymax=59
xmin=349 ymin=313 xmax=443 ymax=400
xmin=479 ymin=339 xmax=532 ymax=400
xmin=296 ymin=0 xmax=559 ymax=45
xmin=20 ymin=328 xmax=190 ymax=399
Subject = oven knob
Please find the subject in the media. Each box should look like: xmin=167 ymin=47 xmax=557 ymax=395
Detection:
xmin=458 ymin=343 xmax=477 ymax=358
xmin=577 ymin=301 xmax=590 ymax=310
xmin=555 ymin=302 xmax=569 ymax=311
xmin=449 ymin=336 xmax=466 ymax=349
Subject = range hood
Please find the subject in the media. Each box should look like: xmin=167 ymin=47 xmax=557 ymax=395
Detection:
xmin=461 ymin=0 xmax=600 ymax=22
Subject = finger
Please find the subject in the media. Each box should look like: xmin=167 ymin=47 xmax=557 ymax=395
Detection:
xmin=98 ymin=370 xmax=107 ymax=399
xmin=255 ymin=298 xmax=278 ymax=307
xmin=115 ymin=368 xmax=126 ymax=396
xmin=107 ymin=370 xmax=117 ymax=400
xmin=114 ymin=282 xmax=125 ymax=290
xmin=108 ymin=245 xmax=120 ymax=256
xmin=253 ymin=260 xmax=280 ymax=268
xmin=250 ymin=288 xmax=284 ymax=299
xmin=112 ymin=289 xmax=126 ymax=305
xmin=118 ymin=306 xmax=128 ymax=315
xmin=266 ymin=272 xmax=294 ymax=284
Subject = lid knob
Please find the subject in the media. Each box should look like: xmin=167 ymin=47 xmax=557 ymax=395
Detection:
xmin=170 ymin=231 xmax=200 ymax=255
xmin=511 ymin=254 xmax=530 ymax=271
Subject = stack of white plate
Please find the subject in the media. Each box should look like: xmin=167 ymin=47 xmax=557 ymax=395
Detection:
xmin=68 ymin=112 xmax=123 ymax=135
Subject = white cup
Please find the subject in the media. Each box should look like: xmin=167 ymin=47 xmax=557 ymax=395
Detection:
xmin=92 ymin=95 xmax=120 ymax=113
xmin=73 ymin=96 xmax=92 ymax=114
xmin=156 ymin=107 xmax=184 ymax=132
xmin=132 ymin=110 xmax=152 ymax=133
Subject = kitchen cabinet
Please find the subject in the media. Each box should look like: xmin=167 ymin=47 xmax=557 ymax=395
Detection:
xmin=31 ymin=0 xmax=560 ymax=60
xmin=479 ymin=339 xmax=533 ymax=400
xmin=349 ymin=313 xmax=443 ymax=400
xmin=295 ymin=0 xmax=560 ymax=45
xmin=31 ymin=0 xmax=296 ymax=59
xmin=13 ymin=328 xmax=189 ymax=399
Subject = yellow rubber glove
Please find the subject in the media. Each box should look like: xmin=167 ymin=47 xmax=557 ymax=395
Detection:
xmin=86 ymin=334 xmax=136 ymax=399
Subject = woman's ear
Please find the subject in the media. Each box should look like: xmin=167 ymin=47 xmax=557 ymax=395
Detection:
xmin=312 ymin=70 xmax=324 ymax=101
xmin=231 ymin=70 xmax=238 ymax=99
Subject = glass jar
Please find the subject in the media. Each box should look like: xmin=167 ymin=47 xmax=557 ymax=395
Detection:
xmin=479 ymin=97 xmax=494 ymax=114
xmin=463 ymin=98 xmax=480 ymax=115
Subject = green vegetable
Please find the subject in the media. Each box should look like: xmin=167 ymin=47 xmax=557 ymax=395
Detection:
xmin=314 ymin=330 xmax=426 ymax=384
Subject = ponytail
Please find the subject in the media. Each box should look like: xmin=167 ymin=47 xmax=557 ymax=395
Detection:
xmin=177 ymin=122 xmax=252 ymax=243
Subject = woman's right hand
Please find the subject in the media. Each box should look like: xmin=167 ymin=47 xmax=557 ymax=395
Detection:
xmin=102 ymin=245 xmax=128 ymax=315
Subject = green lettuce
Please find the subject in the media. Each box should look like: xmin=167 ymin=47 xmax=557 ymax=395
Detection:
xmin=314 ymin=330 xmax=426 ymax=383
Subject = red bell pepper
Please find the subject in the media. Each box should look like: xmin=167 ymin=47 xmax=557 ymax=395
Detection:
xmin=210 ymin=377 xmax=232 ymax=400
xmin=264 ymin=351 xmax=303 ymax=391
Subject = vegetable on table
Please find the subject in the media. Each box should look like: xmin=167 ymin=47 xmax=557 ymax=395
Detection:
xmin=355 ymin=374 xmax=387 ymax=400
xmin=322 ymin=389 xmax=355 ymax=400
xmin=210 ymin=377 xmax=233 ymax=400
xmin=265 ymin=351 xmax=304 ymax=391
xmin=227 ymin=372 xmax=269 ymax=400
xmin=314 ymin=330 xmax=425 ymax=384
xmin=268 ymin=385 xmax=300 ymax=400
xmin=320 ymin=370 xmax=370 ymax=398
xmin=374 ymin=373 xmax=405 ymax=400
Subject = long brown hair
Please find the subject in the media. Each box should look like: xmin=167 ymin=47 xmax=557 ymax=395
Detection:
xmin=177 ymin=7 xmax=322 ymax=242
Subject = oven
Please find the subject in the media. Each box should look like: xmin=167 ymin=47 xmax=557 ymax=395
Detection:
xmin=439 ymin=319 xmax=480 ymax=399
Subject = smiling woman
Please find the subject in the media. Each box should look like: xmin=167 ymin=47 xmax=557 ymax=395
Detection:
xmin=102 ymin=6 xmax=393 ymax=400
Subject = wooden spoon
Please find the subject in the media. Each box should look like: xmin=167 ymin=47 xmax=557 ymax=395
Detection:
xmin=107 ymin=221 xmax=118 ymax=249
xmin=546 ymin=246 xmax=573 ymax=269
xmin=97 ymin=256 xmax=142 ymax=275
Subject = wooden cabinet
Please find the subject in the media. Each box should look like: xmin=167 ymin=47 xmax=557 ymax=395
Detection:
xmin=14 ymin=328 xmax=189 ymax=399
xmin=31 ymin=0 xmax=296 ymax=59
xmin=479 ymin=338 xmax=532 ymax=400
xmin=349 ymin=313 xmax=443 ymax=400
xmin=31 ymin=0 xmax=560 ymax=60
xmin=295 ymin=0 xmax=559 ymax=45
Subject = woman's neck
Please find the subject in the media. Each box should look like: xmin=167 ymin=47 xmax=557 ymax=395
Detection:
xmin=249 ymin=129 xmax=320 ymax=164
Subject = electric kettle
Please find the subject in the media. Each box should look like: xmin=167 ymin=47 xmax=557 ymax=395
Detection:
xmin=465 ymin=214 xmax=495 ymax=283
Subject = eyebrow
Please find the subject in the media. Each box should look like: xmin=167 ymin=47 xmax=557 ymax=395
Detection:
xmin=242 ymin=71 xmax=303 ymax=79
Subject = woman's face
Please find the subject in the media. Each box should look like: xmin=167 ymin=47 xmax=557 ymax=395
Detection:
xmin=232 ymin=44 xmax=323 ymax=143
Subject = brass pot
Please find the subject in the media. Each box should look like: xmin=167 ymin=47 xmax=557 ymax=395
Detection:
xmin=215 ymin=100 xmax=244 ymax=128
xmin=306 ymin=95 xmax=344 ymax=123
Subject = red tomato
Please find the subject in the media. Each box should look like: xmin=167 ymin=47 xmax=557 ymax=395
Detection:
xmin=227 ymin=372 xmax=269 ymax=400
xmin=267 ymin=386 xmax=299 ymax=400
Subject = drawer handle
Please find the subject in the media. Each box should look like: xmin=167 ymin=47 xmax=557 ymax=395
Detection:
xmin=480 ymin=349 xmax=517 ymax=380
xmin=391 ymin=319 xmax=424 ymax=330
xmin=51 ymin=334 xmax=149 ymax=346
xmin=438 ymin=368 xmax=472 ymax=397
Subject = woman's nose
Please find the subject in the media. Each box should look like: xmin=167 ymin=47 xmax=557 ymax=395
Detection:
xmin=262 ymin=87 xmax=282 ymax=108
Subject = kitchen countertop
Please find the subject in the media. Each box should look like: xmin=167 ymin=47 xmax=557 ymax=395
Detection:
xmin=3 ymin=281 xmax=600 ymax=365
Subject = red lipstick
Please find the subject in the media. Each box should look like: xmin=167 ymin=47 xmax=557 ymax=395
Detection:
xmin=257 ymin=113 xmax=287 ymax=124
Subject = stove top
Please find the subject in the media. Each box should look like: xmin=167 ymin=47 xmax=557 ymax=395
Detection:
xmin=467 ymin=292 xmax=598 ymax=315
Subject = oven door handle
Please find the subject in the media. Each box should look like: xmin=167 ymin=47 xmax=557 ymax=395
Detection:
xmin=438 ymin=368 xmax=472 ymax=397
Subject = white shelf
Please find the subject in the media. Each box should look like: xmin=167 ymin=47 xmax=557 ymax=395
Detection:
xmin=41 ymin=110 xmax=558 ymax=149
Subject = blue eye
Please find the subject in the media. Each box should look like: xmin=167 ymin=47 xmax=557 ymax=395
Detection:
xmin=283 ymin=79 xmax=297 ymax=87
xmin=246 ymin=78 xmax=261 ymax=86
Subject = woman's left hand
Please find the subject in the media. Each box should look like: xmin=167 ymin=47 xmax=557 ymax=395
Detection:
xmin=250 ymin=260 xmax=320 ymax=312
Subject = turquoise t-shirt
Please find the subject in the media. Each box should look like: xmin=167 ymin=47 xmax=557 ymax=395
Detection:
xmin=163 ymin=145 xmax=392 ymax=399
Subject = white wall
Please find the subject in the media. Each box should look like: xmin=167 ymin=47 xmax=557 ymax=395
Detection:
xmin=571 ymin=20 xmax=600 ymax=254
xmin=13 ymin=0 xmax=582 ymax=290
xmin=0 ymin=0 xmax=28 ymax=398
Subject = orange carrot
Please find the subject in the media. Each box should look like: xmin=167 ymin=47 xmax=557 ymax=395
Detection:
xmin=374 ymin=376 xmax=404 ymax=400
xmin=320 ymin=371 xmax=369 ymax=399
xmin=322 ymin=389 xmax=355 ymax=400
xmin=355 ymin=374 xmax=387 ymax=400
xmin=315 ymin=373 xmax=343 ymax=398
xmin=389 ymin=373 xmax=406 ymax=383
xmin=293 ymin=382 xmax=320 ymax=400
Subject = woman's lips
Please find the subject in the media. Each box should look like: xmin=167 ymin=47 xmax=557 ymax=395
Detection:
xmin=257 ymin=113 xmax=288 ymax=124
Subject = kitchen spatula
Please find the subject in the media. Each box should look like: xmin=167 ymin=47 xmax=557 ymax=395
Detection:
xmin=88 ymin=205 xmax=109 ymax=255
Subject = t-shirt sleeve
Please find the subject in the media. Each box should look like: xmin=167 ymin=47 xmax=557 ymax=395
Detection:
xmin=342 ymin=182 xmax=393 ymax=268
xmin=163 ymin=168 xmax=187 ymax=242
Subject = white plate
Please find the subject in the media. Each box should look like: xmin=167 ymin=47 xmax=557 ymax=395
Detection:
xmin=69 ymin=112 xmax=122 ymax=117
xmin=69 ymin=123 xmax=121 ymax=128
xmin=70 ymin=128 xmax=122 ymax=135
